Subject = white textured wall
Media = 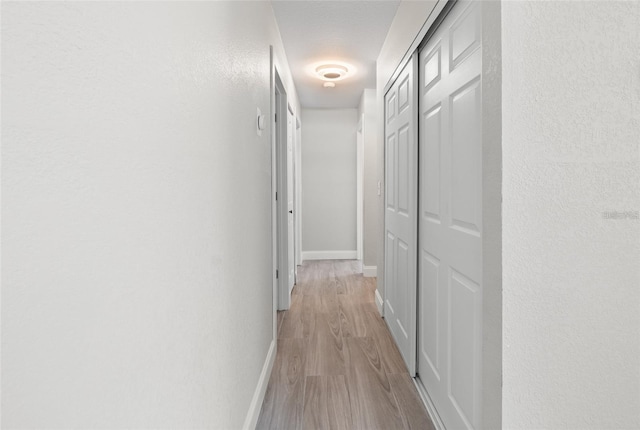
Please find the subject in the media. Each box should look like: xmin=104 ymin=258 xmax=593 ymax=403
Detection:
xmin=1 ymin=2 xmax=299 ymax=428
xmin=502 ymin=1 xmax=640 ymax=428
xmin=358 ymin=90 xmax=379 ymax=268
xmin=301 ymin=109 xmax=358 ymax=256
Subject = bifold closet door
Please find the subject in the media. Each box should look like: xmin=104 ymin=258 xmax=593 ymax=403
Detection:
xmin=384 ymin=57 xmax=417 ymax=376
xmin=417 ymin=1 xmax=483 ymax=429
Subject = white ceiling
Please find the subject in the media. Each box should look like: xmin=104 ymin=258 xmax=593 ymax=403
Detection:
xmin=272 ymin=1 xmax=400 ymax=109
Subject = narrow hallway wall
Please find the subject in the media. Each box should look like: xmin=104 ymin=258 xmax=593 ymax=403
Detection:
xmin=358 ymin=89 xmax=379 ymax=275
xmin=1 ymin=2 xmax=299 ymax=428
xmin=301 ymin=109 xmax=358 ymax=259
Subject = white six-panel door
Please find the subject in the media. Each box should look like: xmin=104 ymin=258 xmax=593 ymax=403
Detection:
xmin=384 ymin=57 xmax=417 ymax=376
xmin=417 ymin=1 xmax=483 ymax=429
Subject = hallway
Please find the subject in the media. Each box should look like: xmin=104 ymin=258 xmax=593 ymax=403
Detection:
xmin=256 ymin=260 xmax=434 ymax=430
xmin=4 ymin=1 xmax=640 ymax=428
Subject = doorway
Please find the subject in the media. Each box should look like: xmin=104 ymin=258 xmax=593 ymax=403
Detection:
xmin=286 ymin=105 xmax=295 ymax=293
xmin=274 ymin=70 xmax=291 ymax=311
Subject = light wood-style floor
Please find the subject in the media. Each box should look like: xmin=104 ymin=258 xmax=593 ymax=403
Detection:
xmin=257 ymin=260 xmax=434 ymax=430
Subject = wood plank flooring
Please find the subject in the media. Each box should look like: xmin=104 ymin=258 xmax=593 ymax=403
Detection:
xmin=257 ymin=260 xmax=434 ymax=430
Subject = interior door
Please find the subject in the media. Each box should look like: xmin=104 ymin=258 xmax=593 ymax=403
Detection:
xmin=417 ymin=2 xmax=483 ymax=429
xmin=384 ymin=56 xmax=417 ymax=376
xmin=287 ymin=108 xmax=295 ymax=293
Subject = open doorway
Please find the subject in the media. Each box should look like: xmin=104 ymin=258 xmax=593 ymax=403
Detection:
xmin=273 ymin=68 xmax=293 ymax=311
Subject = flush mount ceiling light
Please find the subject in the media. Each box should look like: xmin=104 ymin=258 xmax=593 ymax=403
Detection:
xmin=316 ymin=64 xmax=348 ymax=81
xmin=307 ymin=61 xmax=356 ymax=83
xmin=323 ymin=82 xmax=336 ymax=88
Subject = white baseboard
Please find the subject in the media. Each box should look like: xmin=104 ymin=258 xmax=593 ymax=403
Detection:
xmin=242 ymin=339 xmax=276 ymax=430
xmin=363 ymin=265 xmax=377 ymax=277
xmin=375 ymin=289 xmax=384 ymax=316
xmin=302 ymin=250 xmax=357 ymax=261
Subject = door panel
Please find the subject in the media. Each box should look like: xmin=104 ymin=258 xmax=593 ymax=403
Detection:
xmin=396 ymin=239 xmax=410 ymax=340
xmin=398 ymin=125 xmax=410 ymax=214
xmin=449 ymin=269 xmax=480 ymax=426
xmin=450 ymin=78 xmax=481 ymax=237
xmin=387 ymin=94 xmax=396 ymax=122
xmin=420 ymin=250 xmax=440 ymax=378
xmin=450 ymin=3 xmax=480 ymax=70
xmin=398 ymin=75 xmax=410 ymax=112
xmin=384 ymin=57 xmax=417 ymax=375
xmin=386 ymin=133 xmax=396 ymax=209
xmin=417 ymin=2 xmax=482 ymax=429
xmin=423 ymin=105 xmax=442 ymax=221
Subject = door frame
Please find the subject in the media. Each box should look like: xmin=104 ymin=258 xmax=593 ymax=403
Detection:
xmin=357 ymin=114 xmax=364 ymax=262
xmin=294 ymin=117 xmax=302 ymax=271
xmin=270 ymin=48 xmax=277 ymax=340
xmin=286 ymin=104 xmax=295 ymax=293
xmin=273 ymin=66 xmax=290 ymax=311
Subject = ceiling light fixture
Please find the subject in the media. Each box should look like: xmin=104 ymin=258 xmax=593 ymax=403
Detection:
xmin=323 ymin=82 xmax=336 ymax=88
xmin=316 ymin=64 xmax=348 ymax=80
xmin=306 ymin=61 xmax=356 ymax=84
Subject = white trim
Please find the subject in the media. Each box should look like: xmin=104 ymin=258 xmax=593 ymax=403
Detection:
xmin=270 ymin=46 xmax=278 ymax=341
xmin=275 ymin=71 xmax=290 ymax=311
xmin=363 ymin=265 xmax=377 ymax=278
xmin=294 ymin=116 xmax=302 ymax=271
xmin=286 ymin=106 xmax=295 ymax=297
xmin=375 ymin=289 xmax=384 ymax=316
xmin=302 ymin=250 xmax=357 ymax=261
xmin=413 ymin=377 xmax=446 ymax=430
xmin=356 ymin=114 xmax=364 ymax=261
xmin=242 ymin=339 xmax=277 ymax=430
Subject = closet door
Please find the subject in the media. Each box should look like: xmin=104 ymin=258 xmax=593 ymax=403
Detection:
xmin=384 ymin=57 xmax=417 ymax=375
xmin=418 ymin=1 xmax=483 ymax=429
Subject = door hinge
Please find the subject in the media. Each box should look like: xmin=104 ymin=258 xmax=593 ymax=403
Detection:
xmin=275 ymin=113 xmax=277 ymax=122
xmin=275 ymin=192 xmax=278 ymax=201
xmin=276 ymin=270 xmax=279 ymax=279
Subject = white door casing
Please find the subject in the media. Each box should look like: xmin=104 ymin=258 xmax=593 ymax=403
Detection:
xmin=384 ymin=56 xmax=418 ymax=376
xmin=271 ymin=52 xmax=278 ymax=338
xmin=295 ymin=118 xmax=302 ymax=271
xmin=357 ymin=115 xmax=364 ymax=262
xmin=275 ymin=72 xmax=290 ymax=311
xmin=417 ymin=1 xmax=483 ymax=429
